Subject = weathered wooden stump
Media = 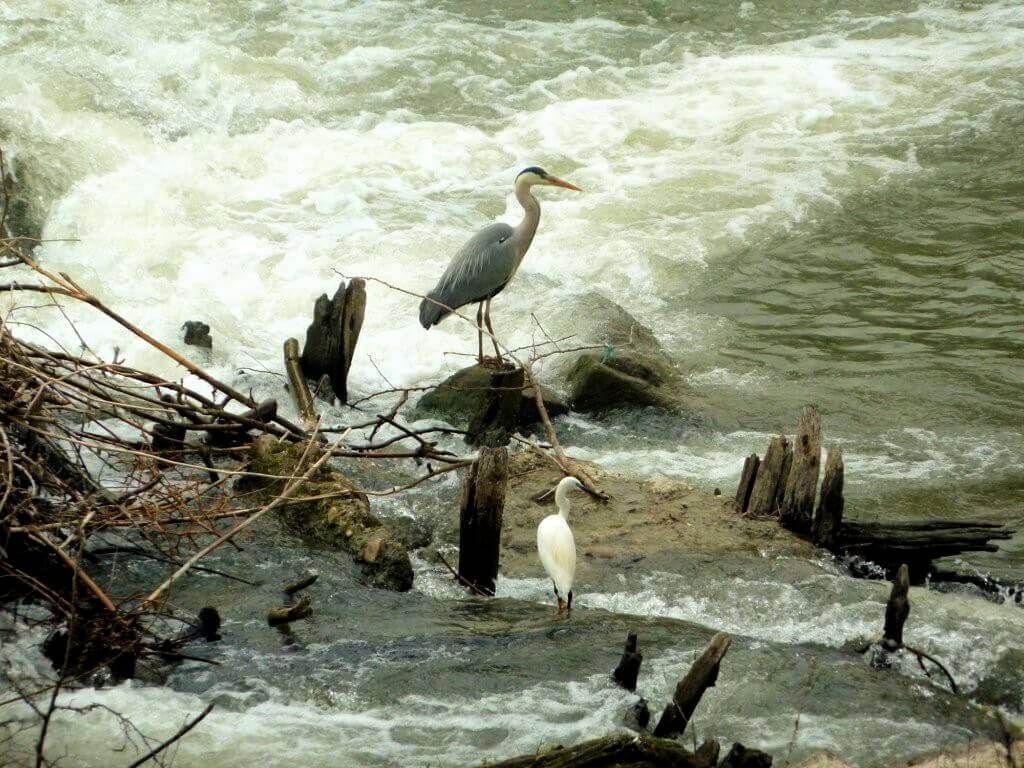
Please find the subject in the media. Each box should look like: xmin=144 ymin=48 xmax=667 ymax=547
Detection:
xmin=466 ymin=365 xmax=525 ymax=447
xmin=207 ymin=398 xmax=278 ymax=447
xmin=812 ymin=445 xmax=844 ymax=548
xmin=779 ymin=405 xmax=821 ymax=535
xmin=613 ymin=631 xmax=643 ymax=692
xmin=720 ymin=743 xmax=773 ymax=768
xmin=283 ymin=337 xmax=316 ymax=423
xmin=746 ymin=435 xmax=790 ymax=518
xmin=653 ymin=632 xmax=732 ymax=739
xmin=300 ymin=278 xmax=366 ymax=402
xmin=458 ymin=446 xmax=509 ymax=595
xmin=883 ymin=563 xmax=910 ymax=650
xmin=734 ymin=453 xmax=760 ymax=514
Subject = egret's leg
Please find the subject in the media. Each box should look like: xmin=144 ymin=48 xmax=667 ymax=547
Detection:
xmin=476 ymin=303 xmax=484 ymax=363
xmin=483 ymin=299 xmax=502 ymax=360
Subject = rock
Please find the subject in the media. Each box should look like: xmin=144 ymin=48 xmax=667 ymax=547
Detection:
xmin=720 ymin=743 xmax=772 ymax=768
xmin=415 ymin=364 xmax=568 ymax=429
xmin=792 ymin=753 xmax=852 ymax=768
xmin=182 ymin=321 xmax=213 ymax=349
xmin=566 ymin=352 xmax=681 ymax=414
xmin=972 ymin=648 xmax=1024 ymax=711
xmin=243 ymin=438 xmax=413 ymax=591
xmin=623 ymin=698 xmax=650 ymax=732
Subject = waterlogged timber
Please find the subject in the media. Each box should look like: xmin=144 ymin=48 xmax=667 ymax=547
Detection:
xmin=2 ymin=0 xmax=1024 ymax=765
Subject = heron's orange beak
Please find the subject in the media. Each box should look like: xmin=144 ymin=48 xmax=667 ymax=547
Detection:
xmin=546 ymin=176 xmax=582 ymax=192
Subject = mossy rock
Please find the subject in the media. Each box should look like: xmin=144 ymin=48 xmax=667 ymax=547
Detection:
xmin=415 ymin=364 xmax=568 ymax=429
xmin=973 ymin=647 xmax=1024 ymax=712
xmin=567 ymin=352 xmax=682 ymax=414
xmin=244 ymin=437 xmax=413 ymax=591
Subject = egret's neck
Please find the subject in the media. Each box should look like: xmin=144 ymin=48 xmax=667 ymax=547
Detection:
xmin=554 ymin=482 xmax=571 ymax=520
xmin=512 ymin=178 xmax=541 ymax=262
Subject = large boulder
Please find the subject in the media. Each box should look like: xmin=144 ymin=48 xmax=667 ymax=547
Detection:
xmin=243 ymin=437 xmax=413 ymax=591
xmin=414 ymin=363 xmax=568 ymax=429
xmin=972 ymin=647 xmax=1024 ymax=712
xmin=567 ymin=351 xmax=680 ymax=413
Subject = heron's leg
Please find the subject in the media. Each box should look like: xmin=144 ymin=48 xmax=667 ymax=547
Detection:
xmin=483 ymin=298 xmax=502 ymax=360
xmin=476 ymin=303 xmax=484 ymax=363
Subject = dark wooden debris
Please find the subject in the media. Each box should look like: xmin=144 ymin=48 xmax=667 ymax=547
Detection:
xmin=734 ymin=453 xmax=760 ymax=514
xmin=283 ymin=572 xmax=318 ymax=595
xmin=458 ymin=446 xmax=508 ymax=596
xmin=883 ymin=564 xmax=910 ymax=649
xmin=197 ymin=606 xmax=222 ymax=641
xmin=695 ymin=740 xmax=721 ymax=766
xmin=151 ymin=422 xmax=187 ymax=458
xmin=267 ymin=594 xmax=312 ymax=626
xmin=623 ymin=698 xmax=650 ymax=732
xmin=613 ymin=631 xmax=643 ymax=692
xmin=466 ymin=365 xmax=525 ymax=447
xmin=476 ymin=734 xmax=717 ymax=768
xmin=182 ymin=320 xmax=212 ymax=349
xmin=284 ymin=337 xmax=316 ymax=422
xmin=653 ymin=632 xmax=732 ymax=739
xmin=300 ymin=278 xmax=366 ymax=402
xmin=746 ymin=435 xmax=790 ymax=518
xmin=207 ymin=398 xmax=278 ymax=447
xmin=779 ymin=405 xmax=821 ymax=535
xmin=812 ymin=445 xmax=844 ymax=549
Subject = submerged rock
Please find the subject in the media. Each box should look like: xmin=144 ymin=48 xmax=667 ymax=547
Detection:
xmin=415 ymin=363 xmax=568 ymax=429
xmin=567 ymin=351 xmax=681 ymax=413
xmin=182 ymin=320 xmax=213 ymax=349
xmin=972 ymin=647 xmax=1024 ymax=712
xmin=243 ymin=437 xmax=413 ymax=591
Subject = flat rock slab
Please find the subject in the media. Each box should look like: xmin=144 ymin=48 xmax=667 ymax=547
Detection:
xmin=498 ymin=452 xmax=815 ymax=587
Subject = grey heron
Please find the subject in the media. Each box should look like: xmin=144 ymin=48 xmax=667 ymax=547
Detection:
xmin=418 ymin=167 xmax=581 ymax=364
xmin=537 ymin=476 xmax=585 ymax=613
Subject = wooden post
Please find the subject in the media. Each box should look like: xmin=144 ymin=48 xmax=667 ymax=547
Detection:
xmin=780 ymin=405 xmax=822 ymax=535
xmin=746 ymin=436 xmax=789 ymax=517
xmin=466 ymin=366 xmax=525 ymax=447
xmin=300 ymin=278 xmax=366 ymax=402
xmin=653 ymin=632 xmax=732 ymax=739
xmin=613 ymin=631 xmax=643 ymax=692
xmin=812 ymin=446 xmax=844 ymax=549
xmin=734 ymin=453 xmax=760 ymax=515
xmin=883 ymin=563 xmax=910 ymax=650
xmin=283 ymin=338 xmax=316 ymax=423
xmin=458 ymin=446 xmax=508 ymax=595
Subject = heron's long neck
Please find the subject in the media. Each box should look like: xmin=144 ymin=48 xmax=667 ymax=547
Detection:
xmin=554 ymin=484 xmax=571 ymax=520
xmin=512 ymin=180 xmax=541 ymax=263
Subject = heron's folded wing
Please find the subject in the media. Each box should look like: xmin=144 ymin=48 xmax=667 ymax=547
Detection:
xmin=431 ymin=223 xmax=517 ymax=311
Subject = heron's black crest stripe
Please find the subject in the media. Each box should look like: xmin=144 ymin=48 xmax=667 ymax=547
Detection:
xmin=517 ymin=166 xmax=547 ymax=179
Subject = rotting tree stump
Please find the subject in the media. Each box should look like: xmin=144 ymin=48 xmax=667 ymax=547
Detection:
xmin=613 ymin=631 xmax=643 ymax=692
xmin=779 ymin=405 xmax=821 ymax=535
xmin=300 ymin=278 xmax=366 ymax=403
xmin=476 ymin=734 xmax=717 ymax=768
xmin=883 ymin=563 xmax=910 ymax=649
xmin=466 ymin=365 xmax=525 ymax=447
xmin=746 ymin=435 xmax=790 ymax=518
xmin=458 ymin=446 xmax=509 ymax=595
xmin=734 ymin=453 xmax=760 ymax=514
xmin=653 ymin=632 xmax=732 ymax=739
xmin=812 ymin=445 xmax=844 ymax=549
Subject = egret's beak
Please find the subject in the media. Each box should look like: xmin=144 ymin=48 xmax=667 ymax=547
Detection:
xmin=546 ymin=176 xmax=582 ymax=192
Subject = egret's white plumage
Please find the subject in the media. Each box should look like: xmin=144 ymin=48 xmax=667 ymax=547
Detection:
xmin=537 ymin=477 xmax=584 ymax=611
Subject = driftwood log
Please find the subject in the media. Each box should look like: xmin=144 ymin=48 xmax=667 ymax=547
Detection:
xmin=653 ymin=632 xmax=732 ymax=739
xmin=458 ymin=446 xmax=509 ymax=595
xmin=613 ymin=631 xmax=643 ymax=692
xmin=745 ymin=435 xmax=790 ymax=517
xmin=283 ymin=337 xmax=316 ymax=423
xmin=477 ymin=734 xmax=719 ymax=768
xmin=779 ymin=405 xmax=821 ymax=535
xmin=812 ymin=445 xmax=844 ymax=549
xmin=267 ymin=594 xmax=312 ymax=626
xmin=466 ymin=365 xmax=525 ymax=447
xmin=300 ymin=278 xmax=366 ymax=402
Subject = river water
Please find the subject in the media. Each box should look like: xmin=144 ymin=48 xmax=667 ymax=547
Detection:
xmin=1 ymin=0 xmax=1023 ymax=765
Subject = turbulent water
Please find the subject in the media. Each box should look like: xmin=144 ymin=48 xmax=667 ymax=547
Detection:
xmin=2 ymin=0 xmax=1023 ymax=765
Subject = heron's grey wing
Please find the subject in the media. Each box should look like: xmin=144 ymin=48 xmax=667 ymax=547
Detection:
xmin=419 ymin=222 xmax=516 ymax=328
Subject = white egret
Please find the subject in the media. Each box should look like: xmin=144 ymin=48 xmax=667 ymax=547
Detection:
xmin=537 ymin=476 xmax=585 ymax=613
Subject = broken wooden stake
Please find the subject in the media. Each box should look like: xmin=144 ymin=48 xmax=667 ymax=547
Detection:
xmin=283 ymin=572 xmax=318 ymax=595
xmin=883 ymin=563 xmax=910 ymax=649
xmin=812 ymin=445 xmax=844 ymax=549
xmin=613 ymin=631 xmax=643 ymax=692
xmin=267 ymin=594 xmax=312 ymax=626
xmin=300 ymin=278 xmax=366 ymax=403
xmin=466 ymin=365 xmax=525 ymax=447
xmin=653 ymin=632 xmax=732 ymax=739
xmin=283 ymin=337 xmax=316 ymax=423
xmin=746 ymin=435 xmax=790 ymax=518
xmin=734 ymin=453 xmax=760 ymax=514
xmin=779 ymin=405 xmax=821 ymax=535
xmin=458 ymin=446 xmax=509 ymax=595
